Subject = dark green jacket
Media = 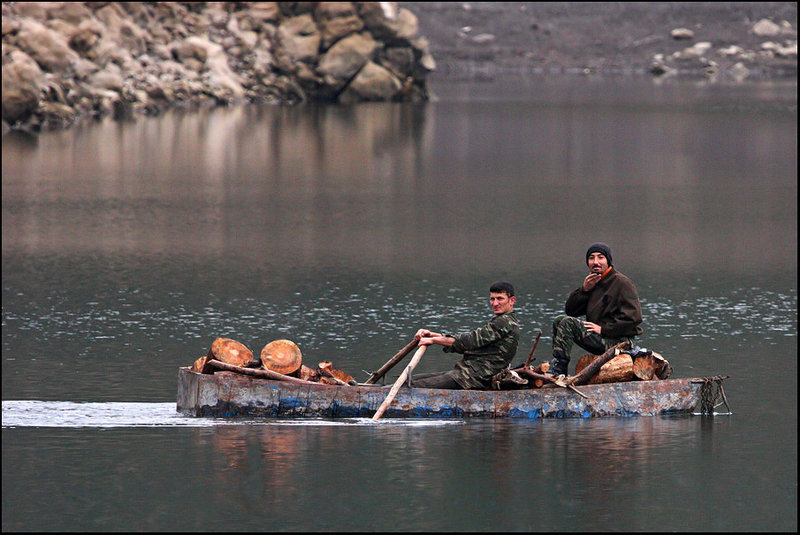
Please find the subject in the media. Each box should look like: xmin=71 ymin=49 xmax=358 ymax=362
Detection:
xmin=565 ymin=268 xmax=643 ymax=339
xmin=443 ymin=311 xmax=520 ymax=389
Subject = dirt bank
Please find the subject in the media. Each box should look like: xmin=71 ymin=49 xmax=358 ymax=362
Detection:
xmin=405 ymin=2 xmax=797 ymax=82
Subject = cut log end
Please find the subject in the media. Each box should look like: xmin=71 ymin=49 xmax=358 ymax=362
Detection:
xmin=299 ymin=364 xmax=321 ymax=382
xmin=628 ymin=351 xmax=673 ymax=380
xmin=192 ymin=356 xmax=214 ymax=374
xmin=318 ymin=361 xmax=356 ymax=384
xmin=208 ymin=337 xmax=254 ymax=367
xmin=261 ymin=339 xmax=303 ymax=376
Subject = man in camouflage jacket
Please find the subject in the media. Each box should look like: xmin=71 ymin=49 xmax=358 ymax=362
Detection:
xmin=410 ymin=281 xmax=520 ymax=390
xmin=548 ymin=242 xmax=643 ymax=376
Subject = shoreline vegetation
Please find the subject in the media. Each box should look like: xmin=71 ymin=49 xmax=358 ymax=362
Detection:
xmin=2 ymin=2 xmax=797 ymax=135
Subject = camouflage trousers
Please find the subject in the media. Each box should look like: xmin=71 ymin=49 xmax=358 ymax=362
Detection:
xmin=406 ymin=371 xmax=462 ymax=389
xmin=550 ymin=314 xmax=633 ymax=374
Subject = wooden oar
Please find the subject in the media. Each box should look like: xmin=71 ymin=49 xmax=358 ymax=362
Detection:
xmin=364 ymin=338 xmax=418 ymax=385
xmin=372 ymin=345 xmax=428 ymax=421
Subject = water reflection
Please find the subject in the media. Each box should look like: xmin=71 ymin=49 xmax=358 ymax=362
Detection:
xmin=189 ymin=414 xmax=715 ymax=530
xmin=2 ymin=78 xmax=796 ymax=531
xmin=3 ymin=80 xmax=796 ymax=277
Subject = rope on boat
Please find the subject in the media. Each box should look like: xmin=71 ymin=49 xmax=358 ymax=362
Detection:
xmin=693 ymin=376 xmax=732 ymax=415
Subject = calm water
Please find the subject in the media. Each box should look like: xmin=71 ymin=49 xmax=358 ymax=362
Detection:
xmin=2 ymin=77 xmax=797 ymax=531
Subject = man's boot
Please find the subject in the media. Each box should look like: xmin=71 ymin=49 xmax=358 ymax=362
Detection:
xmin=548 ymin=350 xmax=569 ymax=376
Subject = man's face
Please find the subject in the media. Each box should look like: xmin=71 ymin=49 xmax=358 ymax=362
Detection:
xmin=489 ymin=292 xmax=515 ymax=315
xmin=587 ymin=252 xmax=609 ymax=274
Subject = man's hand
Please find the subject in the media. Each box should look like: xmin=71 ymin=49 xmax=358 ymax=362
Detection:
xmin=415 ymin=329 xmax=441 ymax=341
xmin=584 ymin=321 xmax=602 ymax=335
xmin=582 ymin=273 xmax=602 ymax=292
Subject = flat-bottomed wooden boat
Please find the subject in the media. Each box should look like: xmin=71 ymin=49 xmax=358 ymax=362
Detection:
xmin=176 ymin=367 xmax=728 ymax=419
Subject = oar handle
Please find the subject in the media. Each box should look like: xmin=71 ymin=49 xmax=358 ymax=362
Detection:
xmin=372 ymin=345 xmax=428 ymax=420
xmin=364 ymin=338 xmax=418 ymax=384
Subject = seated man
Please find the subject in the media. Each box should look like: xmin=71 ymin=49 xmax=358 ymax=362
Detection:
xmin=549 ymin=242 xmax=643 ymax=376
xmin=410 ymin=281 xmax=520 ymax=390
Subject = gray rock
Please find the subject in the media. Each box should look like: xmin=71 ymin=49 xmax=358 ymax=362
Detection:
xmin=2 ymin=49 xmax=45 ymax=123
xmin=14 ymin=19 xmax=78 ymax=72
xmin=670 ymin=28 xmax=695 ymax=40
xmin=339 ymin=60 xmax=401 ymax=103
xmin=752 ymin=19 xmax=781 ymax=37
xmin=318 ymin=32 xmax=378 ymax=90
xmin=276 ymin=14 xmax=321 ymax=66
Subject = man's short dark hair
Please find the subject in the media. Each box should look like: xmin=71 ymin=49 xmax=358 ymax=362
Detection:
xmin=490 ymin=281 xmax=515 ymax=297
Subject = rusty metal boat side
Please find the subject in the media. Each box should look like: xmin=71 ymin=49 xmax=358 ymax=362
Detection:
xmin=177 ymin=367 xmax=725 ymax=419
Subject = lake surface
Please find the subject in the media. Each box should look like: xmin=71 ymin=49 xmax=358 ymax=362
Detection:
xmin=2 ymin=76 xmax=796 ymax=531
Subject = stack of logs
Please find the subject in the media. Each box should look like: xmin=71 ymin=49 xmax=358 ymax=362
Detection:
xmin=492 ymin=342 xmax=673 ymax=390
xmin=191 ymin=337 xmax=357 ymax=386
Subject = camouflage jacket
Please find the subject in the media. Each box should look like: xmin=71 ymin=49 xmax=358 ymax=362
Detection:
xmin=442 ymin=311 xmax=520 ymax=389
xmin=564 ymin=268 xmax=643 ymax=339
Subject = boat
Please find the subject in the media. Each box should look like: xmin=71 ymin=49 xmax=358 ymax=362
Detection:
xmin=176 ymin=366 xmax=729 ymax=419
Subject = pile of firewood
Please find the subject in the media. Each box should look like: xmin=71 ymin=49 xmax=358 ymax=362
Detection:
xmin=190 ymin=337 xmax=357 ymax=386
xmin=491 ymin=342 xmax=672 ymax=390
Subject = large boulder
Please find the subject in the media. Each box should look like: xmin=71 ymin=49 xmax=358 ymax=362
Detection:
xmin=316 ymin=2 xmax=364 ymax=50
xmin=2 ymin=49 xmax=45 ymax=123
xmin=14 ymin=18 xmax=78 ymax=73
xmin=275 ymin=13 xmax=321 ymax=69
xmin=338 ymin=60 xmax=401 ymax=103
xmin=317 ymin=31 xmax=378 ymax=91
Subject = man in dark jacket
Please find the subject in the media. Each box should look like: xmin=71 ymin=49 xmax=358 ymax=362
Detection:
xmin=548 ymin=243 xmax=643 ymax=376
xmin=410 ymin=281 xmax=520 ymax=390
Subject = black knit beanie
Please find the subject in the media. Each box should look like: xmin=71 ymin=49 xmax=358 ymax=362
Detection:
xmin=586 ymin=242 xmax=612 ymax=266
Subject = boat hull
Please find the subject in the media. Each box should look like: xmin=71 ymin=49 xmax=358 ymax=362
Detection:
xmin=177 ymin=367 xmax=717 ymax=419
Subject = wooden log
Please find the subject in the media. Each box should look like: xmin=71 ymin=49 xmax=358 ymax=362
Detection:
xmin=491 ymin=369 xmax=528 ymax=390
xmin=656 ymin=353 xmax=673 ymax=379
xmin=531 ymin=362 xmax=550 ymax=387
xmin=506 ymin=361 xmax=550 ymax=388
xmin=207 ymin=359 xmax=318 ymax=385
xmin=191 ymin=356 xmax=214 ymax=374
xmin=575 ymin=354 xmax=595 ymax=375
xmin=567 ymin=341 xmax=631 ymax=386
xmin=299 ymin=364 xmax=321 ymax=382
xmin=514 ymin=368 xmax=590 ymax=399
xmin=318 ymin=362 xmax=356 ymax=385
xmin=586 ymin=354 xmax=634 ymax=384
xmin=372 ymin=345 xmax=427 ymax=420
xmin=516 ymin=367 xmax=561 ymax=387
xmin=364 ymin=339 xmax=418 ymax=384
xmin=260 ymin=339 xmax=303 ymax=376
xmin=580 ymin=350 xmax=671 ymax=382
xmin=633 ymin=354 xmax=658 ymax=380
xmin=629 ymin=351 xmax=672 ymax=380
xmin=207 ymin=337 xmax=254 ymax=367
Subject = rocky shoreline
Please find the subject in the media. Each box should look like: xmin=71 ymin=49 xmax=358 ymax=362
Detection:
xmin=2 ymin=2 xmax=435 ymax=134
xmin=2 ymin=2 xmax=797 ymax=135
